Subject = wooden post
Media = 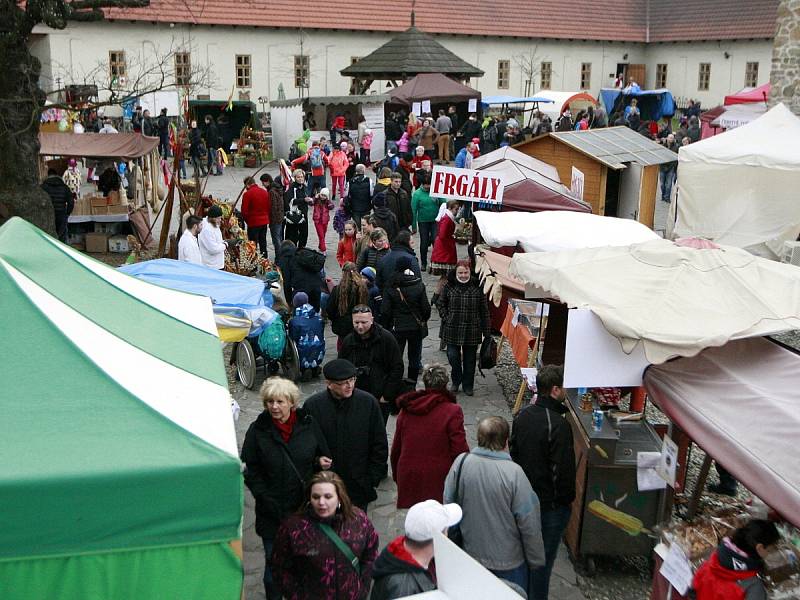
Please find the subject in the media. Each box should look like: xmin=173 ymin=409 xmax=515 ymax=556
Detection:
xmin=157 ymin=142 xmax=183 ymax=256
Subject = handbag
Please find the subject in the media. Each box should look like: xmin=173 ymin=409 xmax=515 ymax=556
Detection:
xmin=397 ymin=288 xmax=428 ymax=338
xmin=478 ymin=335 xmax=498 ymax=377
xmin=317 ymin=522 xmax=361 ymax=575
xmin=448 ymin=453 xmax=469 ymax=547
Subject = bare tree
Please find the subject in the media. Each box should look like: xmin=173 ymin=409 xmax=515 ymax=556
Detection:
xmin=513 ymin=45 xmax=542 ymax=97
xmin=1 ymin=0 xmax=210 ymax=234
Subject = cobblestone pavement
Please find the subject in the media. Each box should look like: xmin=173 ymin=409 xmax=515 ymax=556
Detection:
xmin=207 ymin=166 xmax=588 ymax=600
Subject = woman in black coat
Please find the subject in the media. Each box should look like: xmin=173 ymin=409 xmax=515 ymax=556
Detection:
xmin=437 ymin=260 xmax=490 ymax=396
xmin=292 ymin=246 xmax=326 ymax=311
xmin=241 ymin=377 xmax=331 ymax=600
xmin=284 ymin=168 xmax=311 ymax=248
xmin=381 ymin=255 xmax=431 ymax=382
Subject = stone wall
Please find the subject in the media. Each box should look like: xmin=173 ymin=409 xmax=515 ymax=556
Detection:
xmin=769 ymin=0 xmax=800 ymax=114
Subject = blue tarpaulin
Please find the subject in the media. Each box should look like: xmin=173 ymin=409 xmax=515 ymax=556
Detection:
xmin=599 ymin=88 xmax=676 ymax=121
xmin=120 ymin=259 xmax=278 ymax=336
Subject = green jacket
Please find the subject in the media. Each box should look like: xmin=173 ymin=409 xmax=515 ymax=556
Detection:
xmin=411 ymin=187 xmax=444 ymax=228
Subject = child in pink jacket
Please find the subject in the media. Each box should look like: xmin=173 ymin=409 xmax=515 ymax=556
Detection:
xmin=360 ymin=129 xmax=374 ymax=164
xmin=397 ymin=131 xmax=410 ymax=154
xmin=328 ymin=143 xmax=350 ymax=205
xmin=311 ymin=187 xmax=334 ymax=252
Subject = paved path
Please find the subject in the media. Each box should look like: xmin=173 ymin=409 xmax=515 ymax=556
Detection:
xmin=207 ymin=167 xmax=587 ymax=600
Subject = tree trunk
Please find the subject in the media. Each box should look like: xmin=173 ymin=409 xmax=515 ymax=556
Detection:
xmin=0 ymin=1 xmax=55 ymax=234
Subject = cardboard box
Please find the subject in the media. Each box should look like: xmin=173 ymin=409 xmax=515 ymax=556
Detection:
xmin=108 ymin=235 xmax=130 ymax=253
xmin=89 ymin=196 xmax=108 ymax=208
xmin=106 ymin=204 xmax=129 ymax=215
xmin=107 ymin=190 xmax=120 ymax=205
xmin=85 ymin=232 xmax=110 ymax=253
xmin=72 ymin=197 xmax=91 ymax=216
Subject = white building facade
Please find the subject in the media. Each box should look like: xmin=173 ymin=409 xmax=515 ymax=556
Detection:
xmin=31 ymin=20 xmax=774 ymax=112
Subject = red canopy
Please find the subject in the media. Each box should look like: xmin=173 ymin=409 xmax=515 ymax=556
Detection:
xmin=723 ymin=83 xmax=770 ymax=106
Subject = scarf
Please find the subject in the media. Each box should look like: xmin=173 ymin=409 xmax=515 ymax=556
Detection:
xmin=272 ymin=410 xmax=298 ymax=443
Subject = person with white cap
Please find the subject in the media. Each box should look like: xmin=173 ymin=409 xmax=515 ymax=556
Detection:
xmin=370 ymin=500 xmax=462 ymax=600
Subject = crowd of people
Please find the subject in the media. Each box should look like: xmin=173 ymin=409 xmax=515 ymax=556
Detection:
xmin=241 ymin=362 xmax=584 ymax=600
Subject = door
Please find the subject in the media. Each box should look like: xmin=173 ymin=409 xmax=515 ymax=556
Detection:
xmin=627 ymin=64 xmax=646 ymax=87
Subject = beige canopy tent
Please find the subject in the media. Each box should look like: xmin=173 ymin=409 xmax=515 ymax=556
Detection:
xmin=508 ymin=238 xmax=800 ymax=363
xmin=645 ymin=337 xmax=800 ymax=527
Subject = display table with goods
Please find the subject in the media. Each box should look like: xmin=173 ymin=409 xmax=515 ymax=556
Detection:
xmin=235 ymin=126 xmax=271 ymax=168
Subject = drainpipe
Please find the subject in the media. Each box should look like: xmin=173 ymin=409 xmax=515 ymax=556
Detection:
xmin=645 ymin=0 xmax=650 ymax=43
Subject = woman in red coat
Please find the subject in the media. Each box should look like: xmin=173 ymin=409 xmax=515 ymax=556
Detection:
xmin=241 ymin=175 xmax=271 ymax=257
xmin=430 ymin=200 xmax=459 ymax=298
xmin=391 ymin=363 xmax=468 ymax=509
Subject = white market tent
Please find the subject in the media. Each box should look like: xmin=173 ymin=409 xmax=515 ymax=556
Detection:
xmin=670 ymin=103 xmax=800 ymax=259
xmin=711 ymin=102 xmax=767 ymax=129
xmin=508 ymin=237 xmax=800 ymax=364
xmin=473 ymin=210 xmax=658 ymax=253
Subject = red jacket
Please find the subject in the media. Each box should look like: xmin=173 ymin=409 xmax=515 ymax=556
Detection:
xmin=242 ymin=185 xmax=270 ymax=227
xmin=292 ymin=148 xmax=329 ymax=177
xmin=430 ymin=214 xmax=457 ymax=265
xmin=328 ymin=149 xmax=349 ymax=177
xmin=391 ymin=389 xmax=468 ymax=508
xmin=337 ymin=234 xmax=357 ymax=266
xmin=693 ymin=546 xmax=763 ymax=600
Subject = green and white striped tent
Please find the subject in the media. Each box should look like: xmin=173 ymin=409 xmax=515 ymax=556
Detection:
xmin=0 ymin=218 xmax=243 ymax=599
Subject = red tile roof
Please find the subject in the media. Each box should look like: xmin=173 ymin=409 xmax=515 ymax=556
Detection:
xmin=103 ymin=0 xmax=778 ymax=43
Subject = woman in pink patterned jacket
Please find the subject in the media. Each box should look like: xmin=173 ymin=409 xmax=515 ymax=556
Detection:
xmin=272 ymin=471 xmax=379 ymax=600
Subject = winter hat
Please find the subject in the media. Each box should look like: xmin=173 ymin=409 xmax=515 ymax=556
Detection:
xmin=360 ymin=266 xmax=376 ymax=282
xmin=292 ymin=291 xmax=309 ymax=308
xmin=395 ymin=255 xmax=414 ymax=273
xmin=207 ymin=205 xmax=223 ymax=218
xmin=68 ymin=158 xmax=77 ymax=167
xmin=373 ymin=192 xmax=387 ymax=208
xmin=340 ymin=142 xmax=348 ymax=149
xmin=322 ymin=359 xmax=357 ymax=382
xmin=318 ymin=187 xmax=330 ymax=199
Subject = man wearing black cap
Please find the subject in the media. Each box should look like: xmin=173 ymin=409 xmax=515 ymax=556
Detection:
xmin=199 ymin=205 xmax=238 ymax=269
xmin=339 ymin=304 xmax=404 ymax=423
xmin=302 ymin=359 xmax=388 ymax=510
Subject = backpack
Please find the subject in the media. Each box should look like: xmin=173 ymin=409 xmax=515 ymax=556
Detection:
xmin=379 ymin=154 xmax=398 ymax=172
xmin=258 ymin=318 xmax=286 ymax=360
xmin=310 ymin=147 xmax=324 ymax=169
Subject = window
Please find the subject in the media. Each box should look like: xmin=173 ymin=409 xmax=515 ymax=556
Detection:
xmin=109 ymin=50 xmax=126 ymax=84
xmin=580 ymin=62 xmax=592 ymax=90
xmin=294 ymin=55 xmax=310 ymax=89
xmin=349 ymin=56 xmax=361 ymax=95
xmin=235 ymin=55 xmax=251 ymax=88
xmin=656 ymin=63 xmax=668 ymax=88
xmin=540 ymin=61 xmax=552 ymax=90
xmin=698 ymin=62 xmax=711 ymax=91
xmin=745 ymin=62 xmax=759 ymax=88
xmin=174 ymin=52 xmax=191 ymax=86
xmin=497 ymin=60 xmax=510 ymax=90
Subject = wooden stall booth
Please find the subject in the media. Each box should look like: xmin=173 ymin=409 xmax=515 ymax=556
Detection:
xmin=515 ymin=127 xmax=678 ymax=228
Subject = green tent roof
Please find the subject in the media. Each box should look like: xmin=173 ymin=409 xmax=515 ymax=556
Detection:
xmin=0 ymin=218 xmax=241 ymax=562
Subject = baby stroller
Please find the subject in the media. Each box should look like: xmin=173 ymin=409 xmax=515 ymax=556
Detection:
xmin=288 ymin=302 xmax=326 ymax=382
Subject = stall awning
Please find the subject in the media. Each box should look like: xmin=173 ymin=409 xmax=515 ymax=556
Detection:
xmin=389 ymin=73 xmax=480 ymax=106
xmin=644 ymin=337 xmax=800 ymax=528
xmin=39 ymin=132 xmax=159 ymax=159
xmin=723 ymin=83 xmax=770 ymax=106
xmin=481 ymin=95 xmax=553 ymax=105
xmin=474 ymin=246 xmax=525 ymax=306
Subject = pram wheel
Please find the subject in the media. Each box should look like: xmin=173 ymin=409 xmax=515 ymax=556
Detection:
xmin=235 ymin=339 xmax=257 ymax=389
xmin=282 ymin=337 xmax=300 ymax=382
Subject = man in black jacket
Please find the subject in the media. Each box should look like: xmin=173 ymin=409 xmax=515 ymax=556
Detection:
xmin=157 ymin=108 xmax=170 ymax=157
xmin=303 ymin=359 xmax=388 ymax=509
xmin=371 ymin=500 xmax=462 ymax=600
xmin=41 ymin=169 xmax=74 ymax=242
xmin=346 ymin=164 xmax=373 ymax=228
xmin=204 ymin=114 xmax=220 ymax=175
xmin=375 ymin=230 xmax=420 ymax=292
xmin=385 ymin=173 xmax=413 ymax=230
xmin=339 ymin=304 xmax=404 ymax=423
xmin=510 ymin=364 xmax=576 ymax=600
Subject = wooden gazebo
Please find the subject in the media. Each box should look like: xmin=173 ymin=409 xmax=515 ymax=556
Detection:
xmin=340 ymin=17 xmax=483 ymax=95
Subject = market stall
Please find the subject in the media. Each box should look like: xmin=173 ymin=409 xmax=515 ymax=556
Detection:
xmin=270 ymin=95 xmax=389 ymax=161
xmin=645 ymin=336 xmax=800 ymax=599
xmin=515 ymin=126 xmax=678 ymax=225
xmin=39 ymin=131 xmax=162 ymax=252
xmin=533 ymin=90 xmax=599 ymax=123
xmin=669 ymin=103 xmax=800 ymax=260
xmin=387 ymin=72 xmax=481 ymax=126
xmin=599 ymin=87 xmax=676 ymax=122
xmin=0 ymin=218 xmax=242 ymax=599
xmin=189 ymin=99 xmax=256 ymax=152
xmin=504 ymin=237 xmax=800 ymax=578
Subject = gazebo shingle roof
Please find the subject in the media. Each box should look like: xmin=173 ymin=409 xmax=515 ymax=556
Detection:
xmin=340 ymin=26 xmax=483 ymax=79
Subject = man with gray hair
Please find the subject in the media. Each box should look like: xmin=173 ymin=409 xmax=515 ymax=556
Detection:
xmin=345 ymin=163 xmax=373 ymax=229
xmin=444 ymin=416 xmax=545 ymax=591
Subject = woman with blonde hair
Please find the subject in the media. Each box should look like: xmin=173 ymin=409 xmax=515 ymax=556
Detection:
xmin=272 ymin=471 xmax=380 ymax=600
xmin=241 ymin=377 xmax=332 ymax=599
